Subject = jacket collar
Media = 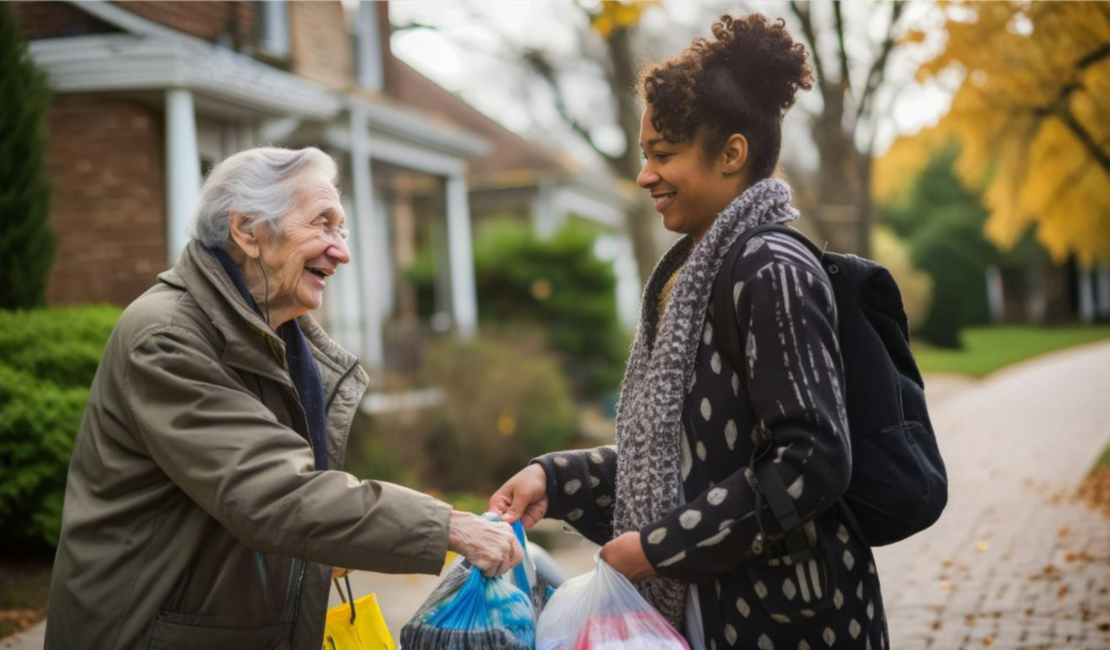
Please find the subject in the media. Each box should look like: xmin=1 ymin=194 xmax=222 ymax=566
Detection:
xmin=158 ymin=241 xmax=363 ymax=391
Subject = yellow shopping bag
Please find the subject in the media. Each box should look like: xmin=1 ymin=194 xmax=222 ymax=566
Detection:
xmin=323 ymin=575 xmax=395 ymax=650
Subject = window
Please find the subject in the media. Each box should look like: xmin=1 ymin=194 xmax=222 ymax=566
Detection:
xmin=258 ymin=1 xmax=290 ymax=58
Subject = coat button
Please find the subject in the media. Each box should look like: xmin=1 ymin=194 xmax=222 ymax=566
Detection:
xmin=828 ymin=264 xmax=840 ymax=275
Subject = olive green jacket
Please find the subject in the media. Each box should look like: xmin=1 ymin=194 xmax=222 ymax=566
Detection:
xmin=45 ymin=241 xmax=451 ymax=649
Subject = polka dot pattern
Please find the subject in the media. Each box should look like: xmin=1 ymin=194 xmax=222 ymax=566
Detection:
xmin=534 ymin=231 xmax=886 ymax=649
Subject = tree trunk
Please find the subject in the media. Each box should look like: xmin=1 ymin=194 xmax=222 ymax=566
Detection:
xmin=607 ymin=25 xmax=660 ymax=288
xmin=857 ymin=154 xmax=874 ymax=259
xmin=812 ymin=86 xmax=862 ymax=254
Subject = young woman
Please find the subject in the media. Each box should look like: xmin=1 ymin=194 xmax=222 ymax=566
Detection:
xmin=491 ymin=14 xmax=886 ymax=650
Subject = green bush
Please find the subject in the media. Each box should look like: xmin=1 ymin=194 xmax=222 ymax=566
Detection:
xmin=410 ymin=219 xmax=629 ymax=399
xmin=0 ymin=306 xmax=121 ymax=549
xmin=883 ymin=148 xmax=1000 ymax=348
xmin=346 ymin=330 xmax=577 ymax=495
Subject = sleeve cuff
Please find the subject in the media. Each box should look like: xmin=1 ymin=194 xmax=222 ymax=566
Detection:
xmin=530 ymin=456 xmax=567 ymax=519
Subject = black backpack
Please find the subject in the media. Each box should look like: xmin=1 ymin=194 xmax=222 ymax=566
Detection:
xmin=712 ymin=223 xmax=947 ymax=549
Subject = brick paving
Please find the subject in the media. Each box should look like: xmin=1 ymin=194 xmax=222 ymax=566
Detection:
xmin=4 ymin=343 xmax=1108 ymax=649
xmin=874 ymin=342 xmax=1110 ymax=650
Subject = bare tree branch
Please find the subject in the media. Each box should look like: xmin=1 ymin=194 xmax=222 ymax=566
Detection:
xmin=1055 ymin=105 xmax=1110 ymax=175
xmin=789 ymin=1 xmax=826 ymax=89
xmin=1075 ymin=41 xmax=1110 ymax=70
xmin=833 ymin=2 xmax=850 ymax=89
xmin=521 ymin=49 xmax=623 ymax=171
xmin=854 ymin=0 xmax=907 ymax=134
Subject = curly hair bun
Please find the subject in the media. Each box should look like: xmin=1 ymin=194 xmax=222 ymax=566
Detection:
xmin=707 ymin=14 xmax=813 ymax=116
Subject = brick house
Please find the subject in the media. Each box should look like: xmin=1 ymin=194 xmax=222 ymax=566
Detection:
xmin=15 ymin=0 xmax=642 ymax=381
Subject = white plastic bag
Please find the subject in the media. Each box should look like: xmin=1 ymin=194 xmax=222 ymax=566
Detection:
xmin=535 ymin=557 xmax=690 ymax=650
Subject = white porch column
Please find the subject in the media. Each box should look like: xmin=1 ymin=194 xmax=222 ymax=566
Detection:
xmin=324 ymin=194 xmax=363 ymax=358
xmin=614 ymin=235 xmax=642 ymax=330
xmin=446 ymin=173 xmax=478 ymax=338
xmin=1078 ymin=265 xmax=1096 ymax=324
xmin=350 ymin=105 xmax=385 ymax=370
xmin=1096 ymin=266 xmax=1110 ymax=319
xmin=165 ymin=88 xmax=200 ymax=266
xmin=531 ymin=177 xmax=562 ymax=239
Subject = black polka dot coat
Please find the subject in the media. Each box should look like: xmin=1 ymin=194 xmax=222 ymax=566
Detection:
xmin=536 ymin=232 xmax=889 ymax=650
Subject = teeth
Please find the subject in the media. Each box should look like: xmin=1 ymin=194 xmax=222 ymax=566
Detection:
xmin=654 ymin=194 xmax=675 ymax=205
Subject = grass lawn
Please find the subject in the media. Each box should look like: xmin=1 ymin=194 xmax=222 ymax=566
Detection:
xmin=912 ymin=325 xmax=1110 ymax=378
xmin=1092 ymin=444 xmax=1110 ymax=474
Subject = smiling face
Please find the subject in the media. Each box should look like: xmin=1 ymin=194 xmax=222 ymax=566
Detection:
xmin=637 ymin=108 xmax=750 ymax=243
xmin=240 ymin=169 xmax=351 ymax=326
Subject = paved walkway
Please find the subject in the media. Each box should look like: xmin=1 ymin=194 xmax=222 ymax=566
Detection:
xmin=874 ymin=342 xmax=1110 ymax=649
xmin=5 ymin=342 xmax=1109 ymax=649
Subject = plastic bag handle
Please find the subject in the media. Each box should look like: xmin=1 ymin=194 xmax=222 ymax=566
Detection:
xmin=333 ymin=575 xmax=356 ymax=624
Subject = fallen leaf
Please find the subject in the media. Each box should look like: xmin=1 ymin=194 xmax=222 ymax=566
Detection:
xmin=1058 ymin=525 xmax=1070 ymax=538
xmin=1058 ymin=585 xmax=1069 ymax=598
xmin=943 ymin=557 xmax=956 ymax=568
xmin=938 ymin=580 xmax=953 ymax=591
xmin=976 ymin=541 xmax=989 ymax=552
xmin=982 ymin=636 xmax=994 ymax=647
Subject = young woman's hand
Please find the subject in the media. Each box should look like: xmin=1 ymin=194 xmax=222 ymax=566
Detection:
xmin=488 ymin=464 xmax=548 ymax=529
xmin=447 ymin=510 xmax=523 ymax=577
xmin=600 ymin=531 xmax=656 ymax=582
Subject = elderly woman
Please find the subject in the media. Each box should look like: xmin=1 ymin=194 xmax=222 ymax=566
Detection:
xmin=44 ymin=147 xmax=521 ymax=649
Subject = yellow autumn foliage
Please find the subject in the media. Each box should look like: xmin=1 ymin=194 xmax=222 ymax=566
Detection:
xmin=590 ymin=1 xmax=657 ymax=39
xmin=873 ymin=125 xmax=951 ymax=210
xmin=880 ymin=2 xmax=1110 ymax=267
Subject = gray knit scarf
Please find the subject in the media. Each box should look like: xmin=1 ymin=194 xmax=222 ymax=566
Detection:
xmin=613 ymin=179 xmax=799 ymax=627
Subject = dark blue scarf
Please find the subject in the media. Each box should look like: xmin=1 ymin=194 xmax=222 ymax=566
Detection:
xmin=208 ymin=246 xmax=329 ymax=472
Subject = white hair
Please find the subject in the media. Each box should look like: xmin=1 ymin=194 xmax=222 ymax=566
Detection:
xmin=193 ymin=146 xmax=339 ymax=251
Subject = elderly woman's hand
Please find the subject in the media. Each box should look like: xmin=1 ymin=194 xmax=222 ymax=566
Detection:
xmin=447 ymin=510 xmax=523 ymax=577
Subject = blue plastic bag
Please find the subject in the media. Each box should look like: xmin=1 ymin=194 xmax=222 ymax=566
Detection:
xmin=399 ymin=517 xmax=541 ymax=650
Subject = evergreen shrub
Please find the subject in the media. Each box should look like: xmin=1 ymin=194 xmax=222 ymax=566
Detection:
xmin=0 ymin=306 xmax=121 ymax=548
xmin=0 ymin=3 xmax=56 ymax=309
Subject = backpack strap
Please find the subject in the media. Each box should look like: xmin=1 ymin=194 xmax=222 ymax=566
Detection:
xmin=713 ymin=224 xmax=781 ymax=377
xmin=712 ymin=224 xmax=823 ymax=379
xmin=713 ymin=224 xmax=841 ymax=557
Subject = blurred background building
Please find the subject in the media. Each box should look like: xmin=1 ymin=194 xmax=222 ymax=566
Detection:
xmin=12 ymin=0 xmax=642 ymax=382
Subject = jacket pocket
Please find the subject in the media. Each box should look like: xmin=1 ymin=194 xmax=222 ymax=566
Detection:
xmin=148 ymin=611 xmax=289 ymax=650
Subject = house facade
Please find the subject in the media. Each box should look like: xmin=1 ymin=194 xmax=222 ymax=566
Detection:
xmin=16 ymin=1 xmax=641 ymax=385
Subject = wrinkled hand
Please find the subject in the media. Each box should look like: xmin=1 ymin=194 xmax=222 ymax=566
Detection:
xmin=488 ymin=464 xmax=548 ymax=529
xmin=600 ymin=532 xmax=656 ymax=583
xmin=331 ymin=566 xmax=353 ymax=580
xmin=447 ymin=510 xmax=523 ymax=577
